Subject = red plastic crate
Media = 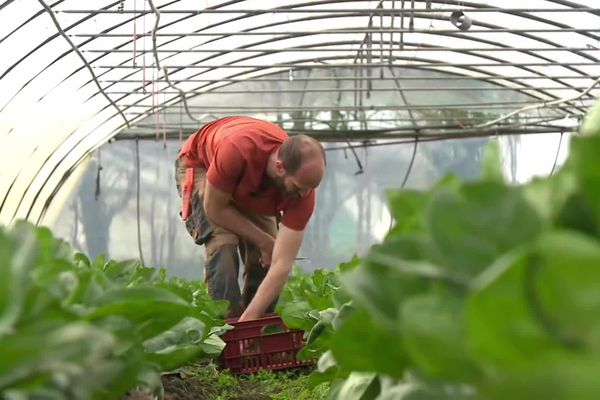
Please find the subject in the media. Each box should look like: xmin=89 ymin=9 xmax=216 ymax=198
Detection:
xmin=219 ymin=314 xmax=315 ymax=374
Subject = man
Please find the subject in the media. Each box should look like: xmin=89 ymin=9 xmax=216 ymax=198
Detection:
xmin=175 ymin=116 xmax=326 ymax=321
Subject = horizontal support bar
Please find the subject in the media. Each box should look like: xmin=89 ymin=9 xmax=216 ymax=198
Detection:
xmin=55 ymin=8 xmax=600 ymax=14
xmin=106 ymin=86 xmax=597 ymax=95
xmin=100 ymin=75 xmax=599 ymax=83
xmin=97 ymin=61 xmax=600 ymax=68
xmin=120 ymin=115 xmax=566 ymax=123
xmin=71 ymin=28 xmax=600 ymax=37
xmin=112 ymin=126 xmax=576 ymax=144
xmin=119 ymin=101 xmax=584 ymax=110
xmin=84 ymin=47 xmax=600 ymax=53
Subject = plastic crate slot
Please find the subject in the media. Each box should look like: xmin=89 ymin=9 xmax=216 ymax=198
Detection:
xmin=240 ymin=338 xmax=261 ymax=355
xmin=261 ymin=323 xmax=286 ymax=335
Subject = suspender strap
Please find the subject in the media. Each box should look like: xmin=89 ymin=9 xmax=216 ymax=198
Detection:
xmin=181 ymin=168 xmax=195 ymax=221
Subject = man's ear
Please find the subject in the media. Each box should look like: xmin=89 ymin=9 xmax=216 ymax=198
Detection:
xmin=275 ymin=159 xmax=284 ymax=174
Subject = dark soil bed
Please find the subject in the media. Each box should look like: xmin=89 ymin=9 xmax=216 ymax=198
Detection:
xmin=124 ymin=363 xmax=326 ymax=400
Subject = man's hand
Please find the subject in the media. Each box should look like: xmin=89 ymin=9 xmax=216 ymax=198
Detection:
xmin=239 ymin=225 xmax=304 ymax=321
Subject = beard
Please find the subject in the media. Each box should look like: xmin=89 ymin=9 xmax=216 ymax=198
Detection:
xmin=271 ymin=175 xmax=286 ymax=192
xmin=272 ymin=175 xmax=300 ymax=198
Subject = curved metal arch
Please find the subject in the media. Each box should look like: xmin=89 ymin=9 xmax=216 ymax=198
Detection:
xmin=166 ymin=28 xmax=593 ymax=106
xmin=113 ymin=63 xmax=575 ymax=147
xmin=0 ymin=0 xmax=183 ymax=115
xmin=75 ymin=14 xmax=592 ymax=126
xmin=112 ymin=46 xmax=586 ymax=129
xmin=540 ymin=0 xmax=600 ymax=18
xmin=0 ymin=0 xmax=124 ymax=113
xmin=9 ymin=1 xmax=597 ymax=125
xmin=0 ymin=0 xmax=64 ymax=44
xmin=14 ymin=0 xmax=596 ymax=101
xmin=1 ymin=1 xmax=250 ymax=119
xmin=6 ymin=107 xmax=122 ymax=222
xmin=0 ymin=0 xmax=18 ymax=11
xmin=0 ymin=0 xmax=121 ymax=83
xmin=103 ymin=6 xmax=599 ymax=107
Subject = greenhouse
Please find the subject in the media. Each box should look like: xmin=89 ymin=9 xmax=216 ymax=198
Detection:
xmin=1 ymin=0 xmax=600 ymax=399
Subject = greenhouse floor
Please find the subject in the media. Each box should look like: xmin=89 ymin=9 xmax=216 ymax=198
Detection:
xmin=124 ymin=363 xmax=327 ymax=400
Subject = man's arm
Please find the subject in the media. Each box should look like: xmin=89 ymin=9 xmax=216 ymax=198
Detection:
xmin=238 ymin=224 xmax=304 ymax=321
xmin=203 ymin=181 xmax=275 ymax=264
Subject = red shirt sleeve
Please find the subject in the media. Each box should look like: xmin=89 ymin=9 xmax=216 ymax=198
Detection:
xmin=281 ymin=190 xmax=316 ymax=231
xmin=206 ymin=140 xmax=245 ymax=193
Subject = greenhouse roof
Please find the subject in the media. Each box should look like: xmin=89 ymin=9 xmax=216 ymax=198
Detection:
xmin=1 ymin=0 xmax=599 ymax=224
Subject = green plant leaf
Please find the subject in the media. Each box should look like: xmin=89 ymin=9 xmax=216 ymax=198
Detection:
xmin=481 ymin=140 xmax=504 ymax=183
xmin=308 ymin=350 xmax=341 ymax=387
xmin=401 ymin=291 xmax=480 ymax=381
xmin=144 ymin=316 xmax=225 ymax=370
xmin=329 ymin=309 xmax=408 ymax=378
xmin=86 ymin=286 xmax=193 ymax=339
xmin=569 ymin=134 xmax=600 ymax=227
xmin=579 ymin=98 xmax=600 ymax=137
xmin=425 ymin=182 xmax=542 ymax=278
xmin=0 ymin=322 xmax=118 ymax=393
xmin=530 ymin=230 xmax=600 ymax=348
xmin=342 ymin=234 xmax=461 ymax=327
xmin=0 ymin=223 xmax=39 ymax=336
xmin=328 ymin=372 xmax=380 ymax=400
xmin=467 ymin=250 xmax=566 ymax=372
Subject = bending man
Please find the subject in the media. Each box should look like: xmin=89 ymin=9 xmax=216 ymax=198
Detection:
xmin=175 ymin=116 xmax=326 ymax=321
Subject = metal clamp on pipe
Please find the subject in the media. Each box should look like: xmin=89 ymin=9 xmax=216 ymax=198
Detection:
xmin=450 ymin=11 xmax=472 ymax=31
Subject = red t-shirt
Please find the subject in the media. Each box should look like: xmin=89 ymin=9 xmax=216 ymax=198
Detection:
xmin=178 ymin=116 xmax=315 ymax=231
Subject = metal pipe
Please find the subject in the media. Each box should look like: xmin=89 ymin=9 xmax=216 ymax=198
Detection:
xmin=71 ymin=28 xmax=600 ymax=37
xmin=83 ymin=46 xmax=600 ymax=53
xmin=112 ymin=126 xmax=577 ymax=143
xmin=36 ymin=0 xmax=130 ymax=128
xmin=104 ymin=86 xmax=600 ymax=95
xmin=99 ymin=75 xmax=600 ymax=82
xmin=95 ymin=61 xmax=600 ymax=68
xmin=121 ymin=115 xmax=565 ymax=122
xmin=117 ymin=101 xmax=586 ymax=110
xmin=55 ymin=8 xmax=600 ymax=14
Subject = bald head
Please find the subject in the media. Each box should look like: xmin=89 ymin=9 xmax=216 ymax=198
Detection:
xmin=279 ymin=135 xmax=326 ymax=174
xmin=274 ymin=135 xmax=326 ymax=198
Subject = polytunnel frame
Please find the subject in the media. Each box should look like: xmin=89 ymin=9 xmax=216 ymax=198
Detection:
xmin=1 ymin=0 xmax=600 ymax=226
xmin=5 ymin=2 xmax=600 ymax=134
xmin=78 ymin=4 xmax=600 ymax=122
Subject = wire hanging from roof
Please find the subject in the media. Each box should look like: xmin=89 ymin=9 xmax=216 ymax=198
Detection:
xmin=147 ymin=0 xmax=207 ymax=124
xmin=550 ymin=130 xmax=565 ymax=176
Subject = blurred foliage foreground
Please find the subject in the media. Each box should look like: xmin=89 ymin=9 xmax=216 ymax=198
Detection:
xmin=0 ymin=222 xmax=230 ymax=399
xmin=276 ymin=100 xmax=600 ymax=400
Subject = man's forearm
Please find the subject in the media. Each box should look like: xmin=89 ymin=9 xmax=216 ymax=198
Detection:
xmin=206 ymin=203 xmax=272 ymax=247
xmin=238 ymin=225 xmax=304 ymax=321
xmin=240 ymin=265 xmax=290 ymax=320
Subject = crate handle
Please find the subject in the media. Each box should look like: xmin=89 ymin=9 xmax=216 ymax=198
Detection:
xmin=260 ymin=322 xmax=286 ymax=336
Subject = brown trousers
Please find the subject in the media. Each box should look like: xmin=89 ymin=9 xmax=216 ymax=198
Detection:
xmin=175 ymin=158 xmax=278 ymax=318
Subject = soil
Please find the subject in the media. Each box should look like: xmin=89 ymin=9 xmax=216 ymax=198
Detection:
xmin=161 ymin=374 xmax=270 ymax=400
xmin=124 ymin=374 xmax=274 ymax=400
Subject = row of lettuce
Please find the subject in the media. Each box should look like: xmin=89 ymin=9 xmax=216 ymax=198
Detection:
xmin=0 ymin=223 xmax=230 ymax=399
xmin=275 ymin=101 xmax=600 ymax=400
